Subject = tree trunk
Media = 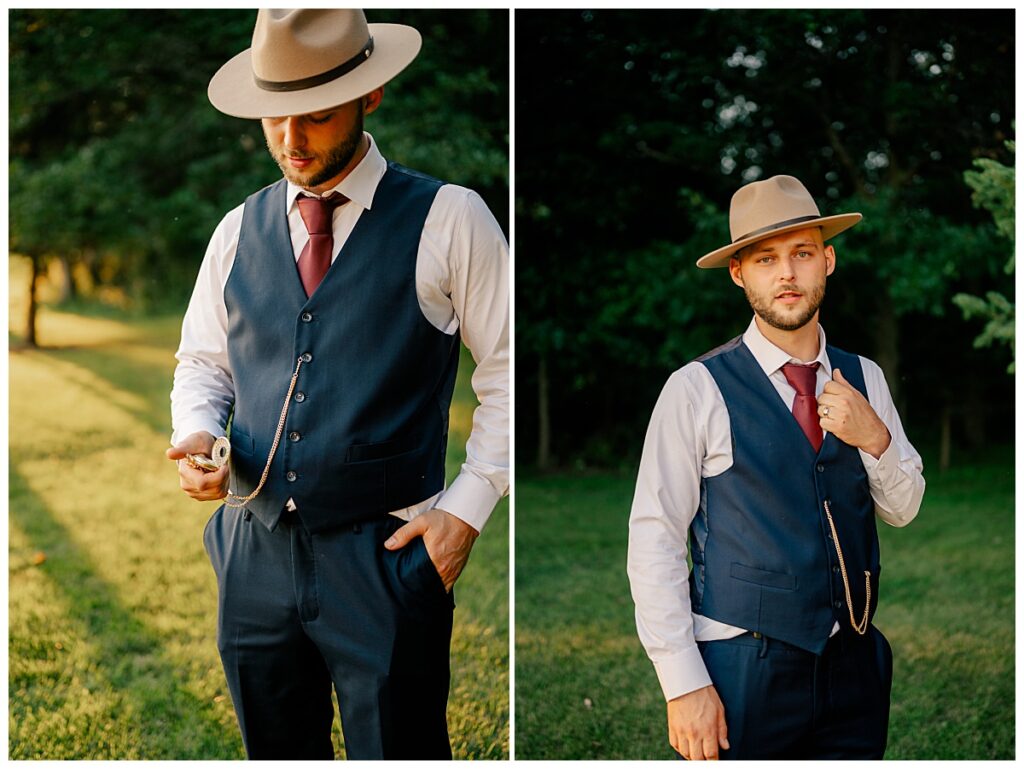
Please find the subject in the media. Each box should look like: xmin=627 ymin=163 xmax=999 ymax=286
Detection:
xmin=874 ymin=289 xmax=901 ymax=413
xmin=537 ymin=353 xmax=551 ymax=470
xmin=939 ymin=403 xmax=951 ymax=472
xmin=56 ymin=254 xmax=76 ymax=303
xmin=26 ymin=254 xmax=40 ymax=348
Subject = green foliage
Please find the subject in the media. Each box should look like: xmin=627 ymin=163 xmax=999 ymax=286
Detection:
xmin=952 ymin=140 xmax=1015 ymax=372
xmin=9 ymin=10 xmax=508 ymax=311
xmin=515 ymin=449 xmax=1014 ymax=759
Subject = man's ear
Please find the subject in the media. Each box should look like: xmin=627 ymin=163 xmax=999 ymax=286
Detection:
xmin=824 ymin=244 xmax=836 ymax=276
xmin=728 ymin=255 xmax=745 ymax=288
xmin=363 ymin=86 xmax=384 ymax=116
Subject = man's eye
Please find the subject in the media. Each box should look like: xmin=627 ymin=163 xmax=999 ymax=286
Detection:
xmin=308 ymin=114 xmax=333 ymax=124
xmin=757 ymin=256 xmax=774 ymax=264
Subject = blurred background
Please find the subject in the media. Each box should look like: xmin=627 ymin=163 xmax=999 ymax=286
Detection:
xmin=9 ymin=9 xmax=508 ymax=759
xmin=515 ymin=9 xmax=1013 ymax=760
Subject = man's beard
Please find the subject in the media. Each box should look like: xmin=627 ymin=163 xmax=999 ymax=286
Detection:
xmin=269 ymin=109 xmax=364 ymax=189
xmin=744 ymin=281 xmax=826 ymax=332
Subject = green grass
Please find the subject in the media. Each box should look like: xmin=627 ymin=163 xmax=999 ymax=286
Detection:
xmin=515 ymin=451 xmax=1014 ymax=760
xmin=8 ymin=257 xmax=508 ymax=759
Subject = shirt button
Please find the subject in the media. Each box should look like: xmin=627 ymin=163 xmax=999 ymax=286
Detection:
xmin=301 ymin=352 xmax=312 ymax=363
xmin=289 ymin=431 xmax=301 ymax=442
xmin=294 ymin=392 xmax=306 ymax=402
xmin=816 ymin=463 xmax=825 ymax=473
xmin=286 ymin=471 xmax=297 ymax=482
xmin=301 ymin=312 xmax=313 ymax=322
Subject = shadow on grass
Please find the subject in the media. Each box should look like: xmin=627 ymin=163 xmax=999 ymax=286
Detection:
xmin=9 ymin=465 xmax=240 ymax=759
xmin=29 ymin=345 xmax=176 ymax=437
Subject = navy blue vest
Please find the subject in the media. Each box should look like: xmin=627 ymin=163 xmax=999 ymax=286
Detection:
xmin=690 ymin=336 xmax=880 ymax=653
xmin=224 ymin=163 xmax=459 ymax=533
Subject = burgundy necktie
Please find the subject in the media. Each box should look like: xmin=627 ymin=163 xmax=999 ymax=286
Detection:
xmin=296 ymin=193 xmax=348 ymax=297
xmin=781 ymin=362 xmax=823 ymax=452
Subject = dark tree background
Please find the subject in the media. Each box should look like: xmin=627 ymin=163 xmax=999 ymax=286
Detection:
xmin=516 ymin=9 xmax=1014 ymax=469
xmin=9 ymin=9 xmax=508 ymax=341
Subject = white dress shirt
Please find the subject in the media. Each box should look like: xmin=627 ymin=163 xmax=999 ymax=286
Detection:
xmin=627 ymin=317 xmax=925 ymax=701
xmin=171 ymin=134 xmax=509 ymax=533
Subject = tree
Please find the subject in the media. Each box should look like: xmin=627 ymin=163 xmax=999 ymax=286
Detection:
xmin=953 ymin=139 xmax=1015 ymax=373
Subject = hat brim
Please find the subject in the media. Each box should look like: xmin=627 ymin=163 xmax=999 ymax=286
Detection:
xmin=695 ymin=213 xmax=863 ymax=269
xmin=208 ymin=23 xmax=421 ymax=119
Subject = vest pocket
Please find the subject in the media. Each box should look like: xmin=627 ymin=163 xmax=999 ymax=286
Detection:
xmin=229 ymin=426 xmax=255 ymax=456
xmin=345 ymin=436 xmax=417 ymax=463
xmin=730 ymin=562 xmax=798 ymax=591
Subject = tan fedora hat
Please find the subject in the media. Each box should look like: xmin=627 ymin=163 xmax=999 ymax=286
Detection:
xmin=208 ymin=9 xmax=421 ymax=119
xmin=696 ymin=175 xmax=862 ymax=268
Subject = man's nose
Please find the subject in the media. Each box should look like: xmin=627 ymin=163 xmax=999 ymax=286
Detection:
xmin=282 ymin=117 xmax=306 ymax=150
xmin=777 ymin=255 xmax=797 ymax=280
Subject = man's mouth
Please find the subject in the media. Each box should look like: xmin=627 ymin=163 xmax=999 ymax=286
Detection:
xmin=775 ymin=290 xmax=803 ymax=304
xmin=286 ymin=156 xmax=314 ymax=169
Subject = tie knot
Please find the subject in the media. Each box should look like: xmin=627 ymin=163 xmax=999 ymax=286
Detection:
xmin=297 ymin=193 xmax=348 ymax=235
xmin=782 ymin=362 xmax=819 ymax=396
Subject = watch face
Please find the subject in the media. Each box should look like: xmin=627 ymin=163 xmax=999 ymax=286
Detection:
xmin=212 ymin=436 xmax=231 ymax=465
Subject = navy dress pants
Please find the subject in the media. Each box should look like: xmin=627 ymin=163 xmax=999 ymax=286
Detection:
xmin=688 ymin=626 xmax=893 ymax=760
xmin=203 ymin=505 xmax=454 ymax=760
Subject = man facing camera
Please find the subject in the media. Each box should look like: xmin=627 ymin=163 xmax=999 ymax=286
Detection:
xmin=166 ymin=9 xmax=508 ymax=760
xmin=627 ymin=175 xmax=924 ymax=760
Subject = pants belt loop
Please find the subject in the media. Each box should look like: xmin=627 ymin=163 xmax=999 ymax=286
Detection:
xmin=758 ymin=633 xmax=769 ymax=658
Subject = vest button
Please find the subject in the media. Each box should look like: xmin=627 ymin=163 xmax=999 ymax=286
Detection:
xmin=286 ymin=470 xmax=297 ymax=482
xmin=289 ymin=431 xmax=301 ymax=442
xmin=816 ymin=463 xmax=825 ymax=473
xmin=833 ymin=565 xmax=840 ymax=574
xmin=301 ymin=312 xmax=313 ymax=322
xmin=294 ymin=392 xmax=306 ymax=402
xmin=834 ymin=599 xmax=844 ymax=609
xmin=301 ymin=352 xmax=312 ymax=363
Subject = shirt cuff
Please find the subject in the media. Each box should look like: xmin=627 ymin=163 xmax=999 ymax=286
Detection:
xmin=435 ymin=470 xmax=501 ymax=533
xmin=859 ymin=434 xmax=897 ymax=481
xmin=170 ymin=419 xmax=227 ymax=447
xmin=653 ymin=645 xmax=714 ymax=702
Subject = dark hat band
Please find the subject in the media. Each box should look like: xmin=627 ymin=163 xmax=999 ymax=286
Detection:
xmin=733 ymin=214 xmax=822 ymax=244
xmin=254 ymin=36 xmax=374 ymax=93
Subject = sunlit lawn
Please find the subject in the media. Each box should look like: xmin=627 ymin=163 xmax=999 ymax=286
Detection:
xmin=8 ymin=256 xmax=508 ymax=759
xmin=515 ymin=454 xmax=1014 ymax=760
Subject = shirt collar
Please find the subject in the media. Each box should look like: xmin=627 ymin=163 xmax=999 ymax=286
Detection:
xmin=285 ymin=131 xmax=386 ymax=213
xmin=741 ymin=316 xmax=832 ymax=377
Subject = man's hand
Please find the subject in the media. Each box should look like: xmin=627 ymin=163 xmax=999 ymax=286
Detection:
xmin=384 ymin=508 xmax=479 ymax=592
xmin=166 ymin=430 xmax=229 ymax=502
xmin=668 ymin=684 xmax=729 ymax=760
xmin=818 ymin=368 xmax=891 ymax=458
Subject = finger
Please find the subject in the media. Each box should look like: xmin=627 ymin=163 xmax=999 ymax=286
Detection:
xmin=817 ymin=390 xmax=842 ymax=404
xmin=167 ymin=431 xmax=215 ymax=460
xmin=718 ymin=709 xmax=730 ymax=750
xmin=384 ymin=517 xmax=426 ymax=550
xmin=702 ymin=735 xmax=719 ymax=760
xmin=821 ymin=380 xmax=846 ymax=397
xmin=194 ymin=464 xmax=229 ymax=491
xmin=833 ymin=367 xmax=847 ymax=384
xmin=817 ymin=402 xmax=842 ymax=418
xmin=687 ymin=736 xmax=705 ymax=761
